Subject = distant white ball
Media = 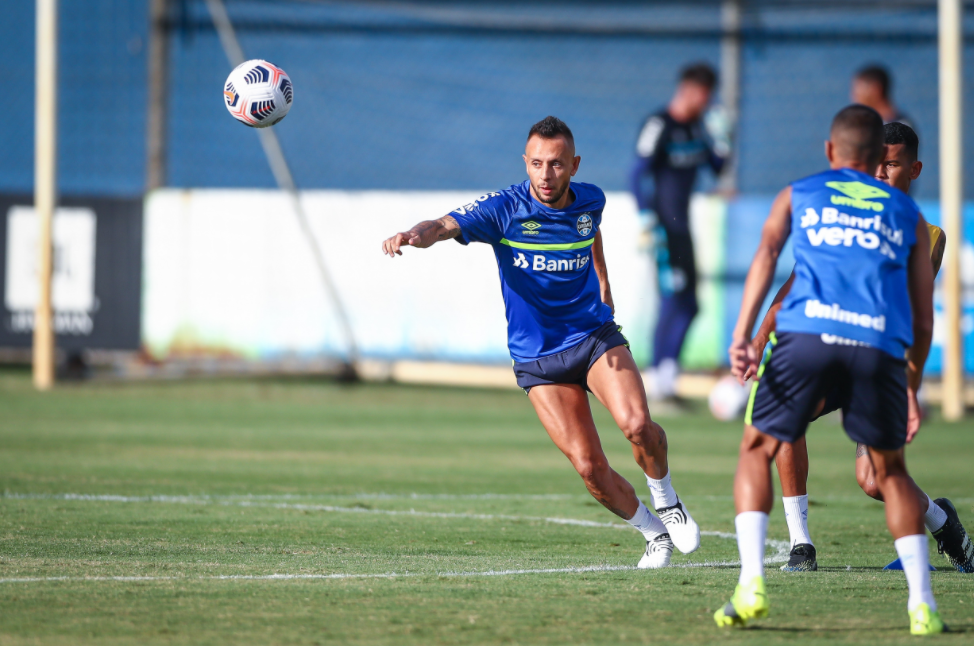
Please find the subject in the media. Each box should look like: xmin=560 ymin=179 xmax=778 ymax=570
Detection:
xmin=708 ymin=375 xmax=753 ymax=421
xmin=223 ymin=59 xmax=293 ymax=128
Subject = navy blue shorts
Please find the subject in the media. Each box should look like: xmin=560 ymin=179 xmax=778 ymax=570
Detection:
xmin=513 ymin=321 xmax=629 ymax=393
xmin=746 ymin=332 xmax=908 ymax=450
xmin=814 ymin=387 xmax=844 ymax=420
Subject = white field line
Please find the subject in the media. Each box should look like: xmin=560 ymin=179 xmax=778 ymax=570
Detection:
xmin=0 ymin=560 xmax=763 ymax=585
xmin=0 ymin=492 xmax=790 ymax=584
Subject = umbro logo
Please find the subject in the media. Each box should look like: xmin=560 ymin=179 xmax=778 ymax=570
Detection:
xmin=522 ymin=220 xmax=541 ymax=236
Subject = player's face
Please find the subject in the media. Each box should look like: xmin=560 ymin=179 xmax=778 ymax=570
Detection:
xmin=851 ymin=78 xmax=883 ymax=110
xmin=875 ymin=143 xmax=921 ymax=193
xmin=523 ymin=135 xmax=580 ymax=207
xmin=680 ymin=82 xmax=712 ymax=121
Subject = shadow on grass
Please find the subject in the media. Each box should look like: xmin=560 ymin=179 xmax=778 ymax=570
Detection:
xmin=749 ymin=624 xmax=970 ymax=634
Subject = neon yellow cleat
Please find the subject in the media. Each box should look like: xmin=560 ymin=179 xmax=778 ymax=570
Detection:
xmin=714 ymin=576 xmax=769 ymax=628
xmin=910 ymin=603 xmax=947 ymax=636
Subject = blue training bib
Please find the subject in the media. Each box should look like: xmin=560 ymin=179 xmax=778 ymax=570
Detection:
xmin=775 ymin=168 xmax=920 ymax=357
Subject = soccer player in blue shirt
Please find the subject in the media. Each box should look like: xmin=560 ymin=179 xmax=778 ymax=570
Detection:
xmin=715 ymin=106 xmax=946 ymax=634
xmin=381 ymin=117 xmax=700 ymax=568
xmin=750 ymin=122 xmax=973 ymax=575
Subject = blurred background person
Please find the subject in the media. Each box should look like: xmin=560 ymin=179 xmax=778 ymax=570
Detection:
xmin=851 ymin=64 xmax=912 ymax=127
xmin=631 ymin=63 xmax=728 ymax=402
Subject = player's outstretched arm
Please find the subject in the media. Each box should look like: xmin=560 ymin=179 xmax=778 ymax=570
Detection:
xmin=729 ymin=186 xmax=792 ymax=383
xmin=591 ymin=231 xmax=614 ymax=314
xmin=381 ymin=215 xmax=460 ymax=257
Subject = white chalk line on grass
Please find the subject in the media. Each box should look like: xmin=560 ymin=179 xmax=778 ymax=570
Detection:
xmin=0 ymin=491 xmax=790 ymax=583
xmin=0 ymin=561 xmax=758 ymax=585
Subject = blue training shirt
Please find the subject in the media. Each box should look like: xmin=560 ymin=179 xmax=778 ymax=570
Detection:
xmin=451 ymin=180 xmax=613 ymax=362
xmin=775 ymin=167 xmax=920 ymax=357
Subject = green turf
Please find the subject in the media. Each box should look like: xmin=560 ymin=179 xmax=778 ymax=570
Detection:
xmin=0 ymin=368 xmax=971 ymax=645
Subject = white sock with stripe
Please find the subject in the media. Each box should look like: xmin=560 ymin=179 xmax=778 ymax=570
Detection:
xmin=782 ymin=495 xmax=812 ymax=547
xmin=646 ymin=472 xmax=678 ymax=509
xmin=626 ymin=500 xmax=667 ymax=541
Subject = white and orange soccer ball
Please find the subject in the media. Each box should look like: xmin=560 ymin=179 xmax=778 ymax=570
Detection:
xmin=223 ymin=60 xmax=293 ymax=128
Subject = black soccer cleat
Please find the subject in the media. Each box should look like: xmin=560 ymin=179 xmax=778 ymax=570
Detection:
xmin=932 ymin=498 xmax=974 ymax=573
xmin=780 ymin=543 xmax=818 ymax=572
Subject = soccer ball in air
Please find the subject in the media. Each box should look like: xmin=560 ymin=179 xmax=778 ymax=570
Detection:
xmin=223 ymin=60 xmax=293 ymax=128
xmin=708 ymin=375 xmax=753 ymax=421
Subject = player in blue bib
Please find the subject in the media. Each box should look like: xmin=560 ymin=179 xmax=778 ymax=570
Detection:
xmin=714 ymin=106 xmax=946 ymax=635
xmin=749 ymin=122 xmax=973 ymax=575
xmin=381 ymin=117 xmax=700 ymax=568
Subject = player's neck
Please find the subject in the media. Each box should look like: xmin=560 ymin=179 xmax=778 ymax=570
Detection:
xmin=831 ymin=161 xmax=875 ymax=175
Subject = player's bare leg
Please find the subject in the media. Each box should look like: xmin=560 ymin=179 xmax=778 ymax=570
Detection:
xmin=775 ymin=439 xmax=808 ymax=498
xmin=527 ymin=383 xmax=674 ymax=567
xmin=714 ymin=424 xmax=778 ymax=627
xmin=587 ymin=346 xmax=700 ymax=553
xmin=866 ymin=446 xmax=942 ymax=620
xmin=775 ymin=437 xmax=816 ymax=570
xmin=735 ymin=425 xmax=780 ymax=515
xmin=857 ymin=444 xmax=973 ymax=572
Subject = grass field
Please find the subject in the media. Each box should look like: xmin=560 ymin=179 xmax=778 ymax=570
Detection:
xmin=0 ymin=368 xmax=972 ymax=645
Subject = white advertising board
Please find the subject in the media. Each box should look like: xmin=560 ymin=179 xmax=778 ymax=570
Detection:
xmin=4 ymin=206 xmax=97 ymax=335
xmin=142 ymin=189 xmax=665 ymax=364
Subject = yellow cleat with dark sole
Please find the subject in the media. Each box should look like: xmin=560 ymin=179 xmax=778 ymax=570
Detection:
xmin=910 ymin=603 xmax=947 ymax=636
xmin=714 ymin=576 xmax=769 ymax=628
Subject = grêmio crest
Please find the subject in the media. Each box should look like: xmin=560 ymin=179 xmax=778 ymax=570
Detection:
xmin=577 ymin=213 xmax=593 ymax=236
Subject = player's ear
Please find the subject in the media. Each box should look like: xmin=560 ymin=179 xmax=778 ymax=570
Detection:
xmin=911 ymin=160 xmax=922 ymax=180
xmin=571 ymin=156 xmax=580 ymax=176
xmin=824 ymin=140 xmax=834 ymax=164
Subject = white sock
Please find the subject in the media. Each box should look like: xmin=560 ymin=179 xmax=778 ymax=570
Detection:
xmin=894 ymin=534 xmax=936 ymax=611
xmin=656 ymin=358 xmax=679 ymax=398
xmin=736 ymin=511 xmax=769 ymax=585
xmin=647 ymin=472 xmax=679 ymax=509
xmin=782 ymin=495 xmax=813 ymax=548
xmin=626 ymin=500 xmax=667 ymax=541
xmin=923 ymin=495 xmax=948 ymax=533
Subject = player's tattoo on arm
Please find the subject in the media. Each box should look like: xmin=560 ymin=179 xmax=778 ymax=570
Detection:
xmin=437 ymin=215 xmax=461 ymax=240
xmin=396 ymin=215 xmax=460 ymax=251
xmin=856 ymin=443 xmax=868 ymax=458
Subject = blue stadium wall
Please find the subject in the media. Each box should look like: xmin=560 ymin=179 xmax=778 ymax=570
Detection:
xmin=3 ymin=1 xmax=974 ymax=198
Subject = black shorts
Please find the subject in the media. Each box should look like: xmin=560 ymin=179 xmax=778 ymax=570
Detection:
xmin=746 ymin=332 xmax=908 ymax=450
xmin=814 ymin=387 xmax=844 ymax=420
xmin=513 ymin=321 xmax=629 ymax=393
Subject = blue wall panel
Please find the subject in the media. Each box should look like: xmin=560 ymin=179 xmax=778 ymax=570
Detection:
xmin=167 ymin=29 xmax=719 ymax=191
xmin=0 ymin=0 xmax=148 ymax=196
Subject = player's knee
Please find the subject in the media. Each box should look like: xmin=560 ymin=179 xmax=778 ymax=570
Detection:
xmin=856 ymin=470 xmax=882 ymax=500
xmin=620 ymin=411 xmax=657 ymax=446
xmin=574 ymin=455 xmax=610 ymax=487
xmin=740 ymin=426 xmax=779 ymax=459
